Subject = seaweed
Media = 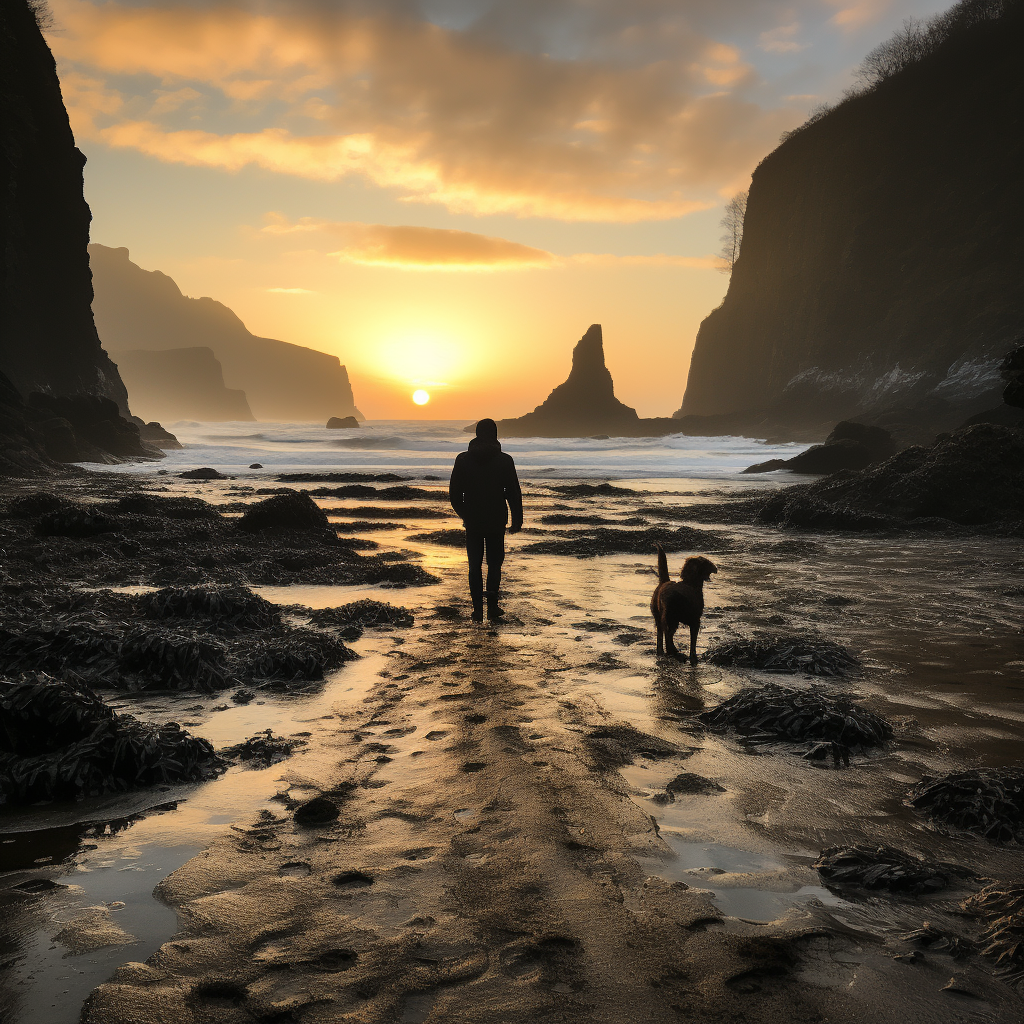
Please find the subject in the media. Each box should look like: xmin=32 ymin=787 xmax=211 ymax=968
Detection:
xmin=523 ymin=526 xmax=727 ymax=558
xmin=407 ymin=529 xmax=466 ymax=547
xmin=117 ymin=628 xmax=231 ymax=692
xmin=243 ymin=629 xmax=356 ymax=682
xmin=910 ymin=768 xmax=1024 ymax=843
xmin=702 ymin=634 xmax=860 ymax=676
xmin=0 ymin=674 xmax=223 ymax=805
xmin=700 ymin=683 xmax=891 ymax=754
xmin=551 ymin=483 xmax=639 ymax=497
xmin=814 ymin=844 xmax=950 ymax=893
xmin=309 ymin=600 xmax=414 ymax=628
xmin=35 ymin=508 xmax=116 ymax=538
xmin=139 ymin=585 xmax=281 ymax=630
xmin=962 ymin=881 xmax=1024 ymax=984
xmin=222 ymin=729 xmax=305 ymax=768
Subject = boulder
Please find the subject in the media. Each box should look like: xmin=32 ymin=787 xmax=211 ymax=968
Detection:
xmin=326 ymin=416 xmax=360 ymax=429
xmin=179 ymin=467 xmax=225 ymax=480
xmin=745 ymin=421 xmax=895 ymax=474
xmin=27 ymin=392 xmax=162 ymax=461
xmin=1002 ymin=344 xmax=1024 ymax=408
xmin=237 ymin=491 xmax=331 ymax=533
xmin=137 ymin=421 xmax=182 ymax=449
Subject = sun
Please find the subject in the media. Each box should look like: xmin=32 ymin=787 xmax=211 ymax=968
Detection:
xmin=412 ymin=389 xmax=430 ymax=406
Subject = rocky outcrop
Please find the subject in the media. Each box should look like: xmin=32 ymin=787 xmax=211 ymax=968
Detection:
xmin=745 ymin=421 xmax=896 ymax=474
xmin=677 ymin=1 xmax=1024 ymax=444
xmin=327 ymin=416 xmax=360 ymax=429
xmin=498 ymin=325 xmax=639 ymax=437
xmin=89 ymin=245 xmax=363 ymax=423
xmin=0 ymin=0 xmax=129 ymax=412
xmin=756 ymin=423 xmax=1024 ymax=532
xmin=113 ymin=347 xmax=254 ymax=423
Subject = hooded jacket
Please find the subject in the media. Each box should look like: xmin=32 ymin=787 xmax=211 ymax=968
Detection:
xmin=449 ymin=437 xmax=523 ymax=533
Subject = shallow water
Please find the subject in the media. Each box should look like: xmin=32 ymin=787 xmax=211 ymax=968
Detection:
xmin=3 ymin=423 xmax=1023 ymax=1021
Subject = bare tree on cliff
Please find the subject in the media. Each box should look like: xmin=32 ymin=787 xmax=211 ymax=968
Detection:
xmin=717 ymin=191 xmax=748 ymax=274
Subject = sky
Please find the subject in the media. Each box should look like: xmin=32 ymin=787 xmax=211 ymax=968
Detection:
xmin=46 ymin=0 xmax=952 ymax=419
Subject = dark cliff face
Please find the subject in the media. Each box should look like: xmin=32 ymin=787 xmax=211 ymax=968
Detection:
xmin=679 ymin=3 xmax=1024 ymax=441
xmin=89 ymin=245 xmax=361 ymax=423
xmin=498 ymin=325 xmax=640 ymax=437
xmin=0 ymin=0 xmax=129 ymax=412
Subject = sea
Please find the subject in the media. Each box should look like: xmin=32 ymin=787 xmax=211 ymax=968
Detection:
xmin=104 ymin=419 xmax=812 ymax=480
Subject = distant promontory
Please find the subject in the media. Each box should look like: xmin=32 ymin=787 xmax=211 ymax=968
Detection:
xmin=90 ymin=245 xmax=363 ymax=424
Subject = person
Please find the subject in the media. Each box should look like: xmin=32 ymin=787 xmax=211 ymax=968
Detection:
xmin=449 ymin=418 xmax=523 ymax=621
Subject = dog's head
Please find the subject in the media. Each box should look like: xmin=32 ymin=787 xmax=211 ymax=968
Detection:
xmin=681 ymin=555 xmax=718 ymax=584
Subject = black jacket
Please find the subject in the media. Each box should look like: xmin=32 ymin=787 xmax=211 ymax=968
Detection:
xmin=449 ymin=438 xmax=523 ymax=533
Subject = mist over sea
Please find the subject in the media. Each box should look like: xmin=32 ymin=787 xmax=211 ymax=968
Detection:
xmin=104 ymin=420 xmax=811 ymax=480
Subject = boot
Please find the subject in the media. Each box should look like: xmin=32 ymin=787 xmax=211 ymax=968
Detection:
xmin=485 ymin=592 xmax=504 ymax=621
xmin=470 ymin=580 xmax=484 ymax=622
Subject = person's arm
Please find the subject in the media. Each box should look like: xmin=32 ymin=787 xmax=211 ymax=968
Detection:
xmin=449 ymin=455 xmax=467 ymax=521
xmin=504 ymin=456 xmax=523 ymax=532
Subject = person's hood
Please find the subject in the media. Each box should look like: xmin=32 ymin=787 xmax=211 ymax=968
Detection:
xmin=467 ymin=437 xmax=502 ymax=459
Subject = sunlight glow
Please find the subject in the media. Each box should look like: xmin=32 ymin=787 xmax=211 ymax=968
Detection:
xmin=412 ymin=389 xmax=430 ymax=405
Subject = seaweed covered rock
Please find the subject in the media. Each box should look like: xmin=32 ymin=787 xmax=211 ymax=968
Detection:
xmin=117 ymin=628 xmax=230 ymax=692
xmin=309 ymin=600 xmax=414 ymax=628
xmin=814 ymin=845 xmax=951 ymax=894
xmin=745 ymin=422 xmax=895 ymax=475
xmin=35 ymin=507 xmax=116 ymax=538
xmin=222 ymin=729 xmax=305 ymax=768
xmin=238 ymin=491 xmax=330 ymax=534
xmin=524 ymin=526 xmax=727 ymax=558
xmin=110 ymin=493 xmax=221 ymax=520
xmin=910 ymin=768 xmax=1024 ymax=842
xmin=0 ymin=675 xmax=222 ymax=805
xmin=700 ymin=683 xmax=891 ymax=754
xmin=962 ymin=881 xmax=1024 ymax=980
xmin=179 ymin=467 xmax=224 ymax=480
xmin=243 ymin=629 xmax=356 ymax=682
xmin=407 ymin=529 xmax=467 ymax=547
xmin=702 ymin=634 xmax=860 ymax=676
xmin=757 ymin=424 xmax=1024 ymax=532
xmin=139 ymin=585 xmax=280 ymax=630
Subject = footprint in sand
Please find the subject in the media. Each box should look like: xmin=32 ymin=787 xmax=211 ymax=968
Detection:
xmin=333 ymin=871 xmax=374 ymax=889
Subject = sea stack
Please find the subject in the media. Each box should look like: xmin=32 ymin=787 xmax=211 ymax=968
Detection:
xmin=497 ymin=325 xmax=640 ymax=437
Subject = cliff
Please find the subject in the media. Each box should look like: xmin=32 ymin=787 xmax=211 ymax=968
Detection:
xmin=113 ymin=348 xmax=255 ymax=423
xmin=0 ymin=0 xmax=129 ymax=412
xmin=497 ymin=325 xmax=651 ymax=437
xmin=678 ymin=0 xmax=1024 ymax=443
xmin=89 ymin=245 xmax=362 ymax=423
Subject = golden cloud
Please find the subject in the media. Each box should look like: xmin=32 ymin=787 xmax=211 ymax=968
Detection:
xmin=49 ymin=0 xmax=801 ymax=222
xmin=261 ymin=215 xmax=717 ymax=271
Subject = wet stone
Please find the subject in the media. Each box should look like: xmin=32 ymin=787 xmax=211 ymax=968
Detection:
xmin=294 ymin=796 xmax=340 ymax=826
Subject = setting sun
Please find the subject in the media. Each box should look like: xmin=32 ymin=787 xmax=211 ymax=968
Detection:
xmin=412 ymin=389 xmax=430 ymax=405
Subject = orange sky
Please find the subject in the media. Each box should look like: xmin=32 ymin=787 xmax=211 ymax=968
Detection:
xmin=47 ymin=0 xmax=952 ymax=419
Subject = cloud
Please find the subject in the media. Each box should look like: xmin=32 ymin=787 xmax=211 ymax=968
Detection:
xmin=49 ymin=0 xmax=802 ymax=222
xmin=263 ymin=216 xmax=556 ymax=269
xmin=828 ymin=0 xmax=892 ymax=31
xmin=261 ymin=215 xmax=717 ymax=271
xmin=758 ymin=23 xmax=810 ymax=53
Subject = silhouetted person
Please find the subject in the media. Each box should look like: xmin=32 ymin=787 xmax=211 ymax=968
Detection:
xmin=449 ymin=418 xmax=523 ymax=621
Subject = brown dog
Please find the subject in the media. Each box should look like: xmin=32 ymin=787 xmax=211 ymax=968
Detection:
xmin=650 ymin=545 xmax=717 ymax=663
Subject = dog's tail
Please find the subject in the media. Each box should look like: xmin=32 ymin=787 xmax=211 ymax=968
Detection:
xmin=655 ymin=543 xmax=669 ymax=584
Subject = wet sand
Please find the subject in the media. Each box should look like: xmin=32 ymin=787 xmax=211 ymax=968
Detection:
xmin=2 ymin=473 xmax=1023 ymax=1022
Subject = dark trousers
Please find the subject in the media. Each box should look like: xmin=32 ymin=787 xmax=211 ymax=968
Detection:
xmin=466 ymin=528 xmax=505 ymax=606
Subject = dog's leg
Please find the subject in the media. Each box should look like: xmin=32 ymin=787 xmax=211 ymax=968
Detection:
xmin=665 ymin=623 xmax=679 ymax=659
xmin=689 ymin=623 xmax=699 ymax=666
xmin=654 ymin=617 xmax=664 ymax=655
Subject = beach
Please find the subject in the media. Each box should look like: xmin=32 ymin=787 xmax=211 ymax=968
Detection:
xmin=1 ymin=421 xmax=1022 ymax=1023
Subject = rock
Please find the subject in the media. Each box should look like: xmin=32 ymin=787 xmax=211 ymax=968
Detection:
xmin=745 ymin=422 xmax=895 ymax=474
xmin=237 ymin=491 xmax=331 ymax=533
xmin=327 ymin=416 xmax=360 ymax=429
xmin=757 ymin=423 xmax=1024 ymax=531
xmin=495 ymin=325 xmax=643 ymax=437
xmin=664 ymin=773 xmax=725 ymax=796
xmin=27 ymin=392 xmax=161 ymax=461
xmin=1001 ymin=344 xmax=1024 ymax=408
xmin=676 ymin=5 xmax=1024 ymax=441
xmin=136 ymin=420 xmax=182 ymax=449
xmin=249 ymin=463 xmax=263 ymax=469
xmin=179 ymin=467 xmax=224 ymax=480
xmin=294 ymin=795 xmax=339 ymax=825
